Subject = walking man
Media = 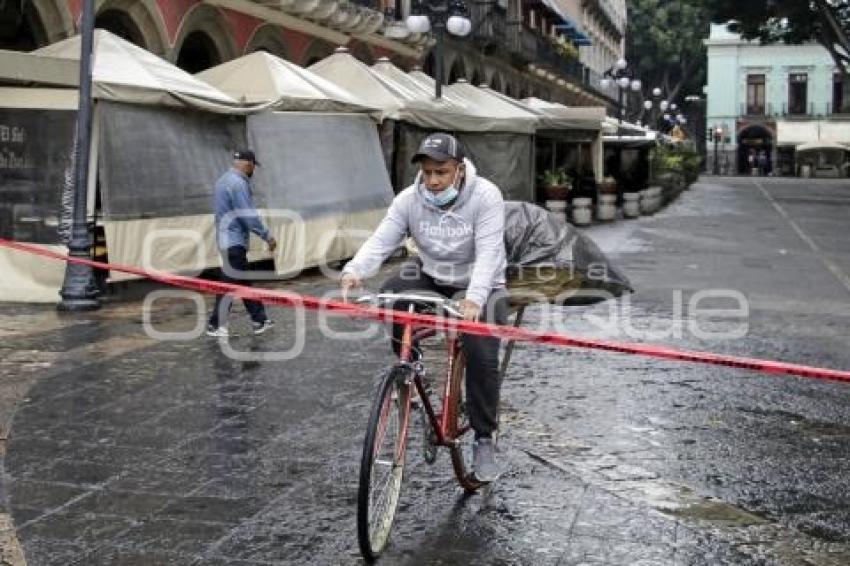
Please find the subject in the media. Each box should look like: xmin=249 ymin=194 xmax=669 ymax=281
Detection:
xmin=207 ymin=149 xmax=277 ymax=337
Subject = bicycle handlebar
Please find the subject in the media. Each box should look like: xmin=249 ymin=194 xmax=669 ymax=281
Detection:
xmin=355 ymin=293 xmax=464 ymax=319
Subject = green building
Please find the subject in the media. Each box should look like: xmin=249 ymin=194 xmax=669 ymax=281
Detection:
xmin=705 ymin=23 xmax=849 ymax=177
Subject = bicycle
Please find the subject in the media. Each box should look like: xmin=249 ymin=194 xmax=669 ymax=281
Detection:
xmin=355 ymin=292 xmax=524 ymax=561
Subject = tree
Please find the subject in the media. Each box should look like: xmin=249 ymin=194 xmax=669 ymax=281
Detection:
xmin=708 ymin=0 xmax=850 ymax=78
xmin=626 ymin=0 xmax=711 ymax=103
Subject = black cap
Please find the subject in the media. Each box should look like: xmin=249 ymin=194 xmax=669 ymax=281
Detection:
xmin=411 ymin=133 xmax=465 ymax=164
xmin=233 ymin=149 xmax=260 ymax=166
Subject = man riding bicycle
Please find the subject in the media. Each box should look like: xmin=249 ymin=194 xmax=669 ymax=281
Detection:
xmin=341 ymin=132 xmax=508 ymax=482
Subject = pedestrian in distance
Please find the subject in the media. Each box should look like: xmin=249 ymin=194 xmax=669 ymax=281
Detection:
xmin=206 ymin=149 xmax=277 ymax=337
xmin=758 ymin=150 xmax=769 ymax=176
xmin=340 ymin=132 xmax=508 ymax=483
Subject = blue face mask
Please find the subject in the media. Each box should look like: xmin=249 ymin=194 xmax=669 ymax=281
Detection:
xmin=424 ymin=186 xmax=459 ymax=207
xmin=423 ymin=167 xmax=462 ymax=207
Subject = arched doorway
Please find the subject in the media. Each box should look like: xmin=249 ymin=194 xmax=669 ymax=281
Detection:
xmin=447 ymin=57 xmax=467 ymax=84
xmin=246 ymin=25 xmax=288 ymax=59
xmin=491 ymin=73 xmax=504 ymax=94
xmin=423 ymin=52 xmax=435 ymax=77
xmin=0 ymin=0 xmax=47 ymax=50
xmin=173 ymin=5 xmax=237 ymax=73
xmin=737 ymin=124 xmax=774 ymax=175
xmin=300 ymin=39 xmax=335 ymax=67
xmin=94 ymin=0 xmax=167 ymax=55
xmin=96 ymin=9 xmax=146 ymax=48
xmin=471 ymin=68 xmax=484 ymax=87
xmin=176 ymin=31 xmax=221 ymax=73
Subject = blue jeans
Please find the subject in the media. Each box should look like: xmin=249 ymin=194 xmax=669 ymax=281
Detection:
xmin=208 ymin=245 xmax=267 ymax=328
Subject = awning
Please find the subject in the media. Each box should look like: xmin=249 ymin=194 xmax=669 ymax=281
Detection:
xmin=777 ymin=120 xmax=850 ymax=147
xmin=776 ymin=121 xmax=819 ymax=146
xmin=796 ymin=141 xmax=849 ymax=152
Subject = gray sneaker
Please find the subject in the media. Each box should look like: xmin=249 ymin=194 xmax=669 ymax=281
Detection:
xmin=472 ymin=437 xmax=501 ymax=483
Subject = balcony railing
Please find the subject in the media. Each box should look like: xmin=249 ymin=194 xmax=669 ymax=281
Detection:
xmin=469 ymin=0 xmax=506 ymax=50
xmin=782 ymin=102 xmax=817 ymax=118
xmin=736 ymin=102 xmax=850 ymax=119
xmin=826 ymin=103 xmax=850 ymax=116
xmin=534 ymin=35 xmax=586 ymax=85
xmin=505 ymin=22 xmax=539 ymax=64
xmin=740 ymin=103 xmax=776 ymax=118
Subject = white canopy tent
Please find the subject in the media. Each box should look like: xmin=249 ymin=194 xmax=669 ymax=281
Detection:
xmin=1 ymin=32 xmax=250 ymax=301
xmin=196 ymin=51 xmax=377 ymax=114
xmin=33 ymin=30 xmax=241 ymax=112
xmin=196 ymin=52 xmax=394 ymax=275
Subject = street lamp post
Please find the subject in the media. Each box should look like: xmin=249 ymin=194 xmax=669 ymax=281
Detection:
xmin=713 ymin=126 xmax=724 ymax=175
xmin=58 ymin=0 xmax=100 ymax=311
xmin=600 ymin=58 xmax=641 ymax=128
xmin=406 ymin=0 xmax=471 ymax=99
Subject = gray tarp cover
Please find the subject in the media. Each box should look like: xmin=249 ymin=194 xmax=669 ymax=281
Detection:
xmin=458 ymin=133 xmax=534 ymax=202
xmin=384 ymin=124 xmax=535 ymax=203
xmin=504 ymin=202 xmax=633 ymax=305
xmin=98 ymin=102 xmax=246 ymax=219
xmin=98 ymin=103 xmax=393 ymax=220
xmin=247 ymin=112 xmax=393 ymax=218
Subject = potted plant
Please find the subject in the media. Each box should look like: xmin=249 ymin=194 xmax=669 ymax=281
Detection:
xmin=598 ymin=176 xmax=618 ymax=194
xmin=538 ymin=168 xmax=572 ymax=200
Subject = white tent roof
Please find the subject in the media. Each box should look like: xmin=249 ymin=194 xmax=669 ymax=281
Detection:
xmin=370 ymin=59 xmax=469 ymax=113
xmin=33 ymin=30 xmax=240 ymax=111
xmin=310 ymin=50 xmax=499 ymax=131
xmin=309 ymin=51 xmax=414 ymax=121
xmin=0 ymin=49 xmax=78 ymax=87
xmin=196 ymin=51 xmax=376 ymax=114
xmin=521 ymin=97 xmax=606 ymax=130
xmin=443 ymin=80 xmax=539 ymax=134
xmin=602 ymin=116 xmax=653 ymax=136
xmin=403 ymin=68 xmax=472 ymax=109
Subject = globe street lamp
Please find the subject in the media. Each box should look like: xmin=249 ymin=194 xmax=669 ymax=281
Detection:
xmin=406 ymin=0 xmax=471 ymax=99
xmin=58 ymin=0 xmax=100 ymax=311
xmin=642 ymin=87 xmax=665 ymax=130
xmin=599 ymin=59 xmax=641 ymax=126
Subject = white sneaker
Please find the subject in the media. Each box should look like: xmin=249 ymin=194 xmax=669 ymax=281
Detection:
xmin=206 ymin=325 xmax=229 ymax=337
xmin=252 ymin=319 xmax=275 ymax=335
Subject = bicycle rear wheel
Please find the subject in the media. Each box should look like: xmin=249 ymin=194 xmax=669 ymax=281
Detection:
xmin=446 ymin=348 xmax=484 ymax=493
xmin=357 ymin=366 xmax=412 ymax=561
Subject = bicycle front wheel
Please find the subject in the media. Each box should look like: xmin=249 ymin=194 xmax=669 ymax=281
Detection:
xmin=357 ymin=365 xmax=412 ymax=561
xmin=447 ymin=348 xmax=484 ymax=493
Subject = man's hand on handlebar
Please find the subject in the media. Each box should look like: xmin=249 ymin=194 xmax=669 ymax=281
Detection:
xmin=459 ymin=299 xmax=481 ymax=321
xmin=340 ymin=272 xmax=362 ymax=302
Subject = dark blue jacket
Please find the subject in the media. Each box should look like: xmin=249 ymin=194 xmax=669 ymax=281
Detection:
xmin=213 ymin=168 xmax=270 ymax=250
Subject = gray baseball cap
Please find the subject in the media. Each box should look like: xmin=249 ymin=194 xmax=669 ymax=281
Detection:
xmin=411 ymin=133 xmax=465 ymax=163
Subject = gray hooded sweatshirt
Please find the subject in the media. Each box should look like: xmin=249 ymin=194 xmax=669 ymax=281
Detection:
xmin=343 ymin=158 xmax=506 ymax=307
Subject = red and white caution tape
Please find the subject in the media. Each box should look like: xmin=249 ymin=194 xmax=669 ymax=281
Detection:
xmin=3 ymin=238 xmax=849 ymax=384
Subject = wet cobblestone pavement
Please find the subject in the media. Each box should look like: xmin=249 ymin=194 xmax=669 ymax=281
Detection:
xmin=2 ymin=177 xmax=850 ymax=564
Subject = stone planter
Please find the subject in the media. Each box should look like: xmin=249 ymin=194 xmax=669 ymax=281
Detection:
xmin=571 ymin=197 xmax=593 ymax=225
xmin=545 ymin=199 xmax=568 ymax=221
xmin=622 ymin=192 xmax=640 ymax=218
xmin=596 ymin=194 xmax=617 ymax=221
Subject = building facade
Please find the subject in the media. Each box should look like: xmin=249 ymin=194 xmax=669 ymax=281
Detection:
xmin=1 ymin=0 xmax=614 ymax=107
xmin=705 ymin=23 xmax=850 ymax=176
